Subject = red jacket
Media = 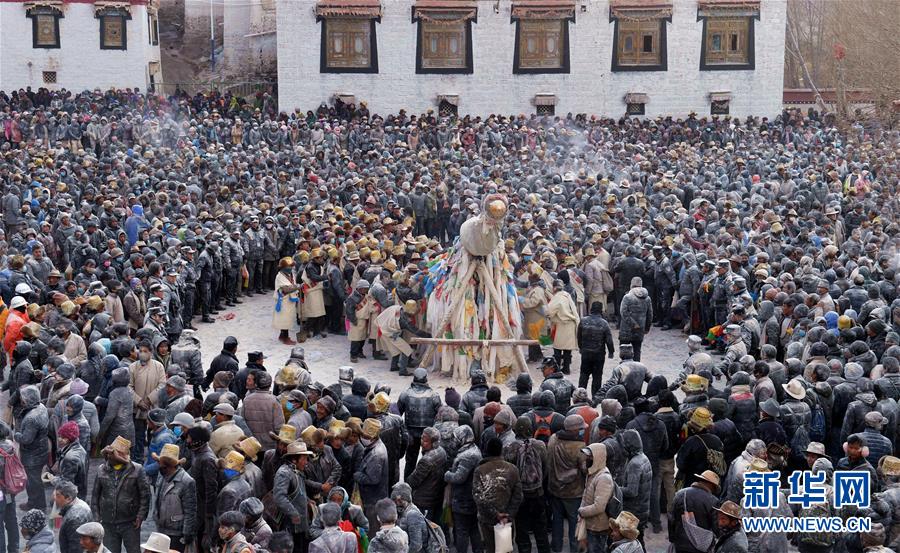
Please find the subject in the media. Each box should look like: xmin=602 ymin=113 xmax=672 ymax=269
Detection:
xmin=4 ymin=309 xmax=30 ymax=359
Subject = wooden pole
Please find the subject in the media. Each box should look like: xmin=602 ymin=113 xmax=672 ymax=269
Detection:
xmin=409 ymin=337 xmax=540 ymax=346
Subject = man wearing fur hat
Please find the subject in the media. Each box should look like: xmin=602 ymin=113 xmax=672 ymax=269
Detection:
xmin=91 ymin=436 xmax=151 ymax=553
xmin=153 ymin=444 xmax=197 ymax=552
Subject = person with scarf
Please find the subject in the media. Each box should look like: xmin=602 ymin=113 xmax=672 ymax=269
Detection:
xmin=273 ymin=257 xmax=302 ymax=345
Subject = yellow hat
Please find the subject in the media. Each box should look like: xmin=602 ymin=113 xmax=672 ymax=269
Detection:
xmin=311 ymin=248 xmax=323 ymax=258
xmin=219 ymin=451 xmax=245 ymax=472
xmin=86 ymin=295 xmax=103 ymax=310
xmin=879 ymin=455 xmax=900 ymax=477
xmin=60 ymin=300 xmax=77 ymax=316
xmin=300 ymin=426 xmax=326 ymax=446
xmin=688 ymin=407 xmax=714 ymax=430
xmin=269 ymin=424 xmax=297 ymax=444
xmin=682 ymin=374 xmax=709 ymax=392
xmin=106 ymin=436 xmax=132 ymax=460
xmin=838 ymin=315 xmax=852 ymax=330
xmin=383 ymin=259 xmax=397 ymax=272
xmin=359 ymin=246 xmax=371 ymax=258
xmin=151 ymin=443 xmax=184 ymax=465
xmin=361 ymin=418 xmax=382 ymax=439
xmin=370 ymin=250 xmax=382 ymax=262
xmin=234 ymin=437 xmax=262 ymax=462
xmin=403 ymin=300 xmax=418 ymax=314
xmin=368 ymin=392 xmax=391 ymax=414
xmin=383 ymin=239 xmax=394 ymax=250
xmin=327 ymin=247 xmax=339 ymax=260
xmin=298 ymin=251 xmax=310 ymax=263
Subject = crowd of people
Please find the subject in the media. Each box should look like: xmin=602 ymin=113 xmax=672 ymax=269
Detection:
xmin=0 ymin=84 xmax=898 ymax=553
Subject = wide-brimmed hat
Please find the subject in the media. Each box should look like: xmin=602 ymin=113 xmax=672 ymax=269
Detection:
xmin=609 ymin=511 xmax=640 ymax=540
xmin=300 ymin=426 xmax=326 ymax=446
xmin=715 ymin=500 xmax=742 ymax=521
xmin=234 ymin=437 xmax=262 ymax=462
xmin=270 ymin=424 xmax=297 ymax=444
xmin=760 ymin=397 xmax=781 ymax=418
xmin=805 ymin=442 xmax=828 ymax=458
xmin=151 ymin=443 xmax=185 ymax=466
xmin=748 ymin=457 xmax=769 ymax=472
xmin=104 ymin=435 xmax=132 ymax=462
xmin=694 ymin=470 xmax=721 ymax=491
xmin=783 ymin=379 xmax=806 ymax=400
xmin=140 ymin=533 xmax=171 ymax=553
xmin=284 ymin=441 xmax=314 ymax=458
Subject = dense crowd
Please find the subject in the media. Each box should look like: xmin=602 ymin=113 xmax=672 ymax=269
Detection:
xmin=0 ymin=85 xmax=898 ymax=553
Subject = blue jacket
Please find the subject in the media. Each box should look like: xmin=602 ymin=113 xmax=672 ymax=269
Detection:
xmin=144 ymin=427 xmax=177 ymax=480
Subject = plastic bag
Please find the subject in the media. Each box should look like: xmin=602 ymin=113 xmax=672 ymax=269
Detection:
xmin=493 ymin=522 xmax=514 ymax=553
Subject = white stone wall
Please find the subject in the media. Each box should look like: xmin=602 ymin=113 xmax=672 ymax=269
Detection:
xmin=277 ymin=0 xmax=786 ymax=117
xmin=0 ymin=2 xmax=161 ymax=92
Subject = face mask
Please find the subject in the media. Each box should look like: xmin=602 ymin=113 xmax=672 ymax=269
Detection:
xmin=139 ymin=352 xmax=151 ymax=362
xmin=223 ymin=468 xmax=239 ymax=480
xmin=172 ymin=426 xmax=183 ymax=438
xmin=112 ymin=463 xmax=126 ymax=470
xmin=285 ymin=401 xmax=294 ymax=411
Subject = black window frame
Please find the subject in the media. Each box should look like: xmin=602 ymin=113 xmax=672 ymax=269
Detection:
xmin=698 ymin=12 xmax=757 ymax=71
xmin=414 ymin=14 xmax=475 ymax=75
xmin=512 ymin=16 xmax=573 ymax=75
xmin=27 ymin=6 xmax=62 ymax=50
xmin=98 ymin=8 xmax=131 ymax=51
xmin=610 ymin=14 xmax=669 ymax=72
xmin=148 ymin=10 xmax=160 ymax=46
xmin=626 ymin=102 xmax=646 ymax=116
xmin=318 ymin=16 xmax=380 ymax=74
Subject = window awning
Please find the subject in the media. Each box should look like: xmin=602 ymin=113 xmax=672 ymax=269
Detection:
xmin=698 ymin=0 xmax=760 ymax=17
xmin=412 ymin=0 xmax=476 ymax=24
xmin=437 ymin=94 xmax=460 ymax=106
xmin=709 ymin=91 xmax=733 ymax=102
xmin=609 ymin=0 xmax=672 ymax=20
xmin=511 ymin=0 xmax=576 ymax=20
xmin=94 ymin=1 xmax=133 ymax=15
xmin=24 ymin=0 xmax=63 ymax=13
xmin=624 ymin=92 xmax=649 ymax=104
xmin=316 ymin=0 xmax=381 ymax=18
xmin=533 ymin=93 xmax=558 ymax=106
xmin=334 ymin=93 xmax=356 ymax=104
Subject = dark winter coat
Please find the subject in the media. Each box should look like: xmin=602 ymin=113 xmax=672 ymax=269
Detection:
xmin=155 ymin=467 xmax=198 ymax=538
xmin=23 ymin=527 xmax=55 ymax=553
xmin=407 ymin=444 xmax=447 ymax=509
xmin=676 ymin=432 xmax=724 ymax=488
xmin=398 ymin=382 xmax=442 ymax=434
xmin=472 ymin=456 xmax=524 ymax=524
xmin=59 ymin=497 xmax=92 ymax=553
xmin=343 ymin=378 xmax=370 ymax=420
xmin=625 ymin=412 xmax=669 ymax=467
xmin=355 ymin=439 xmax=389 ymax=506
xmin=217 ymin=474 xmax=252 ymax=518
xmin=620 ymin=429 xmax=653 ymax=523
xmin=669 ymin=484 xmax=719 ymax=553
xmin=90 ymin=461 xmax=151 ymax=525
xmin=98 ymin=368 xmax=134 ymax=448
xmin=577 ymin=314 xmax=615 ymax=355
xmin=540 ymin=372 xmax=576 ymax=413
xmin=273 ymin=464 xmax=310 ymax=533
xmin=460 ymin=383 xmax=489 ymax=415
xmin=445 ymin=430 xmax=481 ymax=514
xmin=16 ymin=386 xmax=49 ymax=468
xmin=841 ymin=391 xmax=877 ymax=443
xmin=189 ymin=444 xmax=219 ymax=524
xmin=619 ymin=287 xmax=653 ymax=342
xmin=58 ymin=441 xmax=88 ymax=498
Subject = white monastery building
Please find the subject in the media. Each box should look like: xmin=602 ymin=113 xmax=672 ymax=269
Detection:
xmin=0 ymin=0 xmax=163 ymax=92
xmin=277 ymin=0 xmax=787 ymax=117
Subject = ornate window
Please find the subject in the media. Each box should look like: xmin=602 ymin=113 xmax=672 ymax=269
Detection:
xmin=42 ymin=71 xmax=57 ymax=84
xmin=414 ymin=1 xmax=475 ymax=73
xmin=324 ymin=19 xmax=372 ymax=69
xmin=517 ymin=19 xmax=566 ymax=71
xmin=97 ymin=6 xmax=131 ymax=50
xmin=704 ymin=18 xmax=749 ymax=65
xmin=26 ymin=5 xmax=63 ymax=49
xmin=317 ymin=1 xmax=381 ymax=73
xmin=609 ymin=1 xmax=670 ymax=71
xmin=698 ymin=0 xmax=758 ymax=70
xmin=512 ymin=1 xmax=573 ymax=74
xmin=624 ymin=93 xmax=649 ymax=116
